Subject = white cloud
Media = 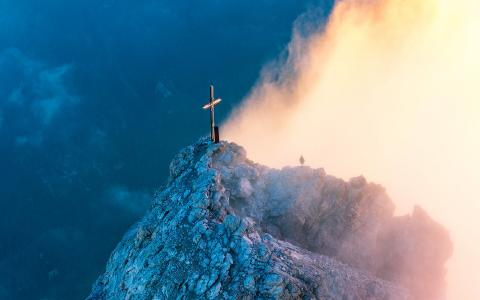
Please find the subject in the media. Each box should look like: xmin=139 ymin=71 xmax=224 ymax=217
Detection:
xmin=33 ymin=64 xmax=76 ymax=125
xmin=106 ymin=186 xmax=151 ymax=215
xmin=0 ymin=48 xmax=79 ymax=145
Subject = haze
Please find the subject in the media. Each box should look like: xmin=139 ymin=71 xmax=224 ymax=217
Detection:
xmin=224 ymin=0 xmax=480 ymax=298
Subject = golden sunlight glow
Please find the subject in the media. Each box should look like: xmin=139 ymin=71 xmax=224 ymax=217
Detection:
xmin=224 ymin=0 xmax=480 ymax=298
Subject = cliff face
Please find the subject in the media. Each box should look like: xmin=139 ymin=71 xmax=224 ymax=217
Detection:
xmin=87 ymin=139 xmax=452 ymax=300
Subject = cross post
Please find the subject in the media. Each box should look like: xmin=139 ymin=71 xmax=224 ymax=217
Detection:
xmin=202 ymin=85 xmax=222 ymax=143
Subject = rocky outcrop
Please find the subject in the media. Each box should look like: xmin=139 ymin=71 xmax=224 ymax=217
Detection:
xmin=87 ymin=139 xmax=452 ymax=299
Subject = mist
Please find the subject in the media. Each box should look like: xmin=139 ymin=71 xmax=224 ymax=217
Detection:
xmin=224 ymin=0 xmax=480 ymax=299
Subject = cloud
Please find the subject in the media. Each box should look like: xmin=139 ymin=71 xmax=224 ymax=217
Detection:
xmin=224 ymin=0 xmax=480 ymax=299
xmin=32 ymin=64 xmax=76 ymax=125
xmin=155 ymin=81 xmax=173 ymax=100
xmin=0 ymin=48 xmax=78 ymax=145
xmin=105 ymin=186 xmax=151 ymax=215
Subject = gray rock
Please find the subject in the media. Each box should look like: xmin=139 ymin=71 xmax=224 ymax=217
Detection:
xmin=87 ymin=138 xmax=451 ymax=300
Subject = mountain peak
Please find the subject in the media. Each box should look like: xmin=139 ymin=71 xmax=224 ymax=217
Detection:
xmin=88 ymin=139 xmax=451 ymax=299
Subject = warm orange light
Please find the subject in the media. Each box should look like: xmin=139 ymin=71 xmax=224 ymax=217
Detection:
xmin=202 ymin=99 xmax=222 ymax=109
xmin=224 ymin=0 xmax=480 ymax=298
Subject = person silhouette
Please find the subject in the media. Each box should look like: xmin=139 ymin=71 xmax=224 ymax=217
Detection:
xmin=299 ymin=155 xmax=305 ymax=166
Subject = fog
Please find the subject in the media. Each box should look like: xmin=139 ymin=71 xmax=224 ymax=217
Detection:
xmin=224 ymin=0 xmax=480 ymax=298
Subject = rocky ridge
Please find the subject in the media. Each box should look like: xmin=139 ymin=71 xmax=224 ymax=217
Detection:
xmin=87 ymin=139 xmax=452 ymax=299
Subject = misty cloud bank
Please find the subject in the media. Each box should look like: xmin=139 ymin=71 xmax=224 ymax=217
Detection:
xmin=224 ymin=0 xmax=480 ymax=298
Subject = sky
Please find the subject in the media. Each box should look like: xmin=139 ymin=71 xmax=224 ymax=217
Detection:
xmin=0 ymin=1 xmax=333 ymax=299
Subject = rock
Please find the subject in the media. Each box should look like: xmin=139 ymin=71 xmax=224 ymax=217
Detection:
xmin=87 ymin=138 xmax=451 ymax=300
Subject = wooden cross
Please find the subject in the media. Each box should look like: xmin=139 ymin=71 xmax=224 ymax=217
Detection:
xmin=202 ymin=85 xmax=222 ymax=143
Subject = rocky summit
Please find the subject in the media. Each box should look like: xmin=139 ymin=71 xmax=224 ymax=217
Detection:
xmin=87 ymin=139 xmax=452 ymax=300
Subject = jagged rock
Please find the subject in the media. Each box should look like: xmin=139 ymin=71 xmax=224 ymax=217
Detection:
xmin=87 ymin=139 xmax=451 ymax=300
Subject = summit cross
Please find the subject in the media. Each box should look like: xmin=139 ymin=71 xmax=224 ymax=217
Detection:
xmin=202 ymin=85 xmax=222 ymax=143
